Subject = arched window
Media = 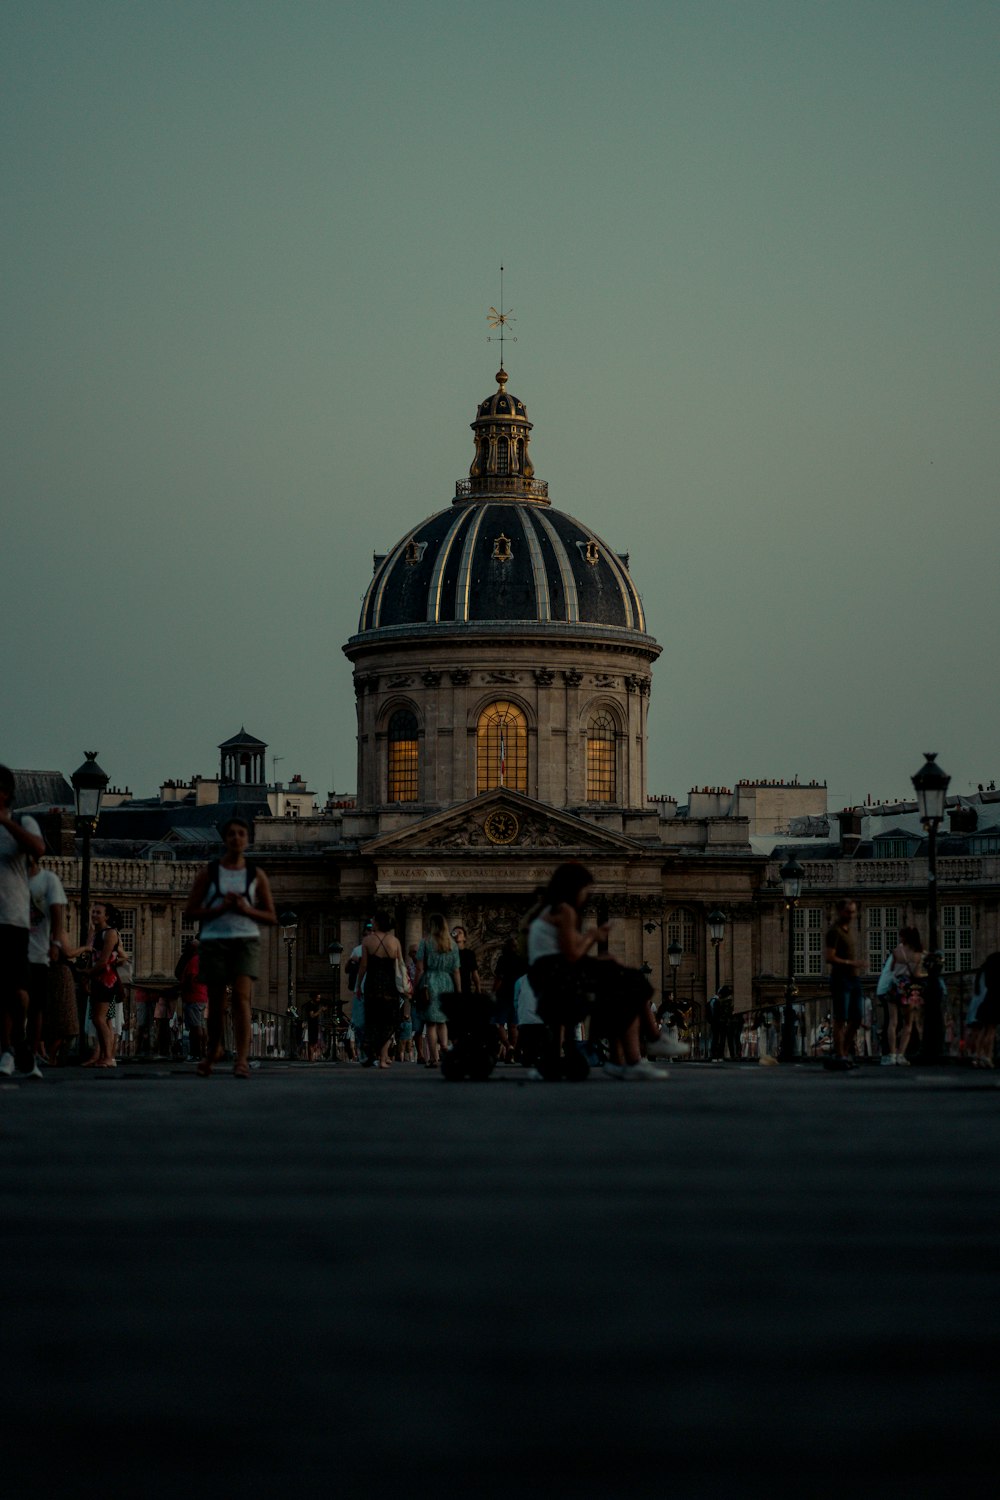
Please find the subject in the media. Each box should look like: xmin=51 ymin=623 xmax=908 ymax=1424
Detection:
xmin=477 ymin=701 xmax=527 ymax=793
xmin=387 ymin=709 xmax=419 ymax=803
xmin=586 ymin=710 xmax=617 ymax=802
xmin=496 ymin=436 xmax=509 ymax=475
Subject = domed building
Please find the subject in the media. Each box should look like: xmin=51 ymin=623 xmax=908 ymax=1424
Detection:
xmin=344 ymin=367 xmax=662 ymax=834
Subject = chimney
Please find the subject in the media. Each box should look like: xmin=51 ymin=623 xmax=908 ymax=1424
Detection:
xmin=839 ymin=809 xmax=862 ymax=857
xmin=949 ymin=806 xmax=978 ymax=835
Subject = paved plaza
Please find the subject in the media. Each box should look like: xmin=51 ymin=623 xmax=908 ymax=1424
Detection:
xmin=3 ymin=1060 xmax=998 ymax=1498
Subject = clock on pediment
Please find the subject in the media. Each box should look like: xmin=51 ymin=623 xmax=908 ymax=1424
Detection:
xmin=483 ymin=809 xmax=520 ymax=845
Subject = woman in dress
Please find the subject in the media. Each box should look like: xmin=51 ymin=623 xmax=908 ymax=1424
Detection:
xmin=414 ymin=914 xmax=460 ymax=1067
xmin=354 ymin=911 xmax=403 ymax=1069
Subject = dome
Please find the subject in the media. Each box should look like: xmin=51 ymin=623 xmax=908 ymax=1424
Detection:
xmin=354 ymin=370 xmax=652 ymax=641
xmin=358 ymin=500 xmax=647 ymax=634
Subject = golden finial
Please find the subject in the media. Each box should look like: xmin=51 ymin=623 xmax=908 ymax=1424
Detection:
xmin=486 ymin=264 xmax=516 ymax=376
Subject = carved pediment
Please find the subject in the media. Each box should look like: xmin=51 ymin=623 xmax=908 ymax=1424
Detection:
xmin=363 ymin=788 xmax=643 ymax=855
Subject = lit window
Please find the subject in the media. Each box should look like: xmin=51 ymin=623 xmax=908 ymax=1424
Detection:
xmin=586 ymin=711 xmax=616 ymax=801
xmin=387 ymin=709 xmax=419 ymax=803
xmin=477 ymin=701 xmax=527 ymax=793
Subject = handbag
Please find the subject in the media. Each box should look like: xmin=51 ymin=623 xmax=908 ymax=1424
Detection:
xmin=394 ymin=954 xmax=411 ymax=1000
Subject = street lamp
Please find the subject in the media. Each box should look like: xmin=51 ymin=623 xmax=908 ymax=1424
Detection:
xmin=667 ymin=939 xmax=682 ymax=1011
xmin=707 ymin=908 xmax=726 ymax=997
xmin=280 ymin=910 xmax=298 ymax=1057
xmin=70 ymin=751 xmax=110 ymax=1055
xmin=779 ymin=856 xmax=804 ymax=1063
xmin=911 ymin=752 xmax=951 ymax=1062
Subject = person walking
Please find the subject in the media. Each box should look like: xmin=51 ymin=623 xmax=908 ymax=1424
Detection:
xmin=185 ymin=817 xmax=277 ymax=1079
xmin=175 ymin=937 xmax=209 ymax=1061
xmin=301 ymin=992 xmax=323 ymax=1061
xmin=414 ymin=914 xmax=460 ymax=1067
xmin=888 ymin=926 xmax=926 ymax=1066
xmin=26 ymin=853 xmax=68 ymax=1069
xmin=354 ymin=912 xmax=403 ymax=1069
xmin=81 ymin=901 xmax=125 ymax=1069
xmin=824 ymin=898 xmax=867 ymax=1071
xmin=966 ymin=952 xmax=999 ymax=1068
xmin=708 ymin=984 xmax=734 ymax=1062
xmin=491 ymin=934 xmax=524 ymax=1063
xmin=0 ymin=765 xmax=46 ymax=1078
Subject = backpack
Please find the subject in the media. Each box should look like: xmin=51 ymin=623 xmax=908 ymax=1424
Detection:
xmin=204 ymin=858 xmax=257 ymax=904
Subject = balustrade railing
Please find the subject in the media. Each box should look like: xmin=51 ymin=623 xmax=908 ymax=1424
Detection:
xmin=454 ymin=476 xmax=549 ymax=501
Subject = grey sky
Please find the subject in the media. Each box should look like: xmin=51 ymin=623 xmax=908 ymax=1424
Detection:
xmin=3 ymin=1 xmax=997 ymax=810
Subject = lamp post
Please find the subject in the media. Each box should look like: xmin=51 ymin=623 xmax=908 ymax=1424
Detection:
xmin=70 ymin=751 xmax=110 ymax=1055
xmin=328 ymin=940 xmax=344 ymax=1060
xmin=280 ymin=911 xmax=298 ymax=1057
xmin=667 ymin=939 xmax=683 ymax=1011
xmin=779 ymin=856 xmax=804 ymax=1063
xmin=912 ymin=752 xmax=950 ymax=1062
xmin=707 ymin=908 xmax=726 ymax=996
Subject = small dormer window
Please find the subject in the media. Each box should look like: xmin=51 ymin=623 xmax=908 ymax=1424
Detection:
xmin=577 ymin=539 xmax=600 ymax=566
xmin=874 ymin=837 xmax=912 ymax=859
xmin=404 ymin=539 xmax=426 ymax=566
xmin=493 ymin=533 xmax=512 ymax=562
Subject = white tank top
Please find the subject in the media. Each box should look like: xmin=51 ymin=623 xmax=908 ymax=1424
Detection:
xmin=200 ymin=863 xmax=260 ymax=940
xmin=528 ymin=908 xmax=562 ymax=963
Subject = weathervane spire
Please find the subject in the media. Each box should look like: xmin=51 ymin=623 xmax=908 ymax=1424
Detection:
xmin=486 ymin=263 xmax=516 ymax=379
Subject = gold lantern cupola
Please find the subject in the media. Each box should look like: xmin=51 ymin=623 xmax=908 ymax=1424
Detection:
xmin=457 ymin=367 xmax=548 ymax=505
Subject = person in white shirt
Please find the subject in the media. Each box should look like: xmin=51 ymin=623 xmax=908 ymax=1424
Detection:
xmin=0 ymin=765 xmax=46 ymax=1077
xmin=27 ymin=855 xmax=68 ymax=1067
xmin=185 ymin=818 xmax=277 ymax=1079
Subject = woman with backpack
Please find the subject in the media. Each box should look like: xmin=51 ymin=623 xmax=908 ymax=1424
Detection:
xmin=185 ymin=817 xmax=277 ymax=1079
xmin=884 ymin=926 xmax=926 ymax=1067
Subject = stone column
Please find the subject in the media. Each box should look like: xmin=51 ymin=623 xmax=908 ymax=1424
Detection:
xmin=533 ymin=669 xmax=556 ymax=804
xmin=563 ymin=669 xmax=584 ymax=805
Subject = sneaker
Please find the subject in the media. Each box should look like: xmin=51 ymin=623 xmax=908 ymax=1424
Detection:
xmin=0 ymin=1051 xmax=14 ymax=1077
xmin=647 ymin=1034 xmax=691 ymax=1059
xmin=17 ymin=1058 xmax=43 ymax=1080
xmin=622 ymin=1059 xmax=669 ymax=1082
xmin=880 ymin=1054 xmax=897 ymax=1067
xmin=895 ymin=1055 xmax=910 ymax=1066
xmin=523 ymin=1068 xmax=545 ymax=1082
xmin=602 ymin=1063 xmax=626 ymax=1080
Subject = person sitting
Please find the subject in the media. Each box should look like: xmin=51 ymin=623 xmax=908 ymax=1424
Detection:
xmin=526 ymin=863 xmax=668 ymax=1083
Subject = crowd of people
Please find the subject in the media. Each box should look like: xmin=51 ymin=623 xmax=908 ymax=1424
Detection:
xmin=3 ymin=761 xmax=998 ymax=1080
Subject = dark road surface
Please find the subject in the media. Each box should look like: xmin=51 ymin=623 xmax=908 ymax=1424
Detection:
xmin=3 ymin=1060 xmax=998 ymax=1498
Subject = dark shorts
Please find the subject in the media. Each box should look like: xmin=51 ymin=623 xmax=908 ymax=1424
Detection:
xmin=831 ymin=974 xmax=864 ymax=1027
xmin=0 ymin=924 xmax=30 ymax=1001
xmin=183 ymin=1001 xmax=206 ymax=1029
xmin=199 ymin=938 xmax=260 ymax=986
